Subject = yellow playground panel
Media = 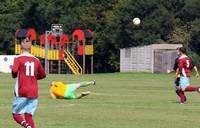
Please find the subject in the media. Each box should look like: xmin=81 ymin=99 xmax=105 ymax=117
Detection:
xmin=31 ymin=46 xmax=46 ymax=58
xmin=15 ymin=44 xmax=21 ymax=54
xmin=85 ymin=45 xmax=94 ymax=55
xmin=48 ymin=50 xmax=59 ymax=60
xmin=15 ymin=44 xmax=59 ymax=60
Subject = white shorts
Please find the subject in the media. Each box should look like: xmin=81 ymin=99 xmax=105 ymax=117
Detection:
xmin=180 ymin=76 xmax=190 ymax=89
xmin=12 ymin=97 xmax=38 ymax=115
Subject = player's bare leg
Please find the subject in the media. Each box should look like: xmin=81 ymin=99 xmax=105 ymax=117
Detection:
xmin=74 ymin=81 xmax=95 ymax=99
xmin=76 ymin=91 xmax=91 ymax=99
xmin=75 ymin=80 xmax=96 ymax=89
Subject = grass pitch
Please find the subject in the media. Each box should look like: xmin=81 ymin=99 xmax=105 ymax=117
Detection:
xmin=1 ymin=72 xmax=200 ymax=128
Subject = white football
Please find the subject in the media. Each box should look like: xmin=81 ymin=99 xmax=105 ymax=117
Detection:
xmin=133 ymin=17 xmax=141 ymax=26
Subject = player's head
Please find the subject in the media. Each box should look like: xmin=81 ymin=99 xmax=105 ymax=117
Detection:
xmin=178 ymin=47 xmax=187 ymax=55
xmin=20 ymin=37 xmax=32 ymax=52
xmin=50 ymin=81 xmax=56 ymax=86
xmin=50 ymin=81 xmax=65 ymax=87
xmin=176 ymin=47 xmax=180 ymax=55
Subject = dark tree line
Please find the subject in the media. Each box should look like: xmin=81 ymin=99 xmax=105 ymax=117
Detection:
xmin=0 ymin=0 xmax=200 ymax=72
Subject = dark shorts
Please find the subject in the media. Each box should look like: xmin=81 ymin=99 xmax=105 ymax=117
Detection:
xmin=175 ymin=77 xmax=180 ymax=86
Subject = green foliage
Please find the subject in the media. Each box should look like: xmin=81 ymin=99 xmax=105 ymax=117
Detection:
xmin=168 ymin=26 xmax=191 ymax=47
xmin=0 ymin=0 xmax=23 ymax=54
xmin=1 ymin=0 xmax=200 ymax=72
xmin=187 ymin=51 xmax=200 ymax=68
xmin=189 ymin=19 xmax=200 ymax=54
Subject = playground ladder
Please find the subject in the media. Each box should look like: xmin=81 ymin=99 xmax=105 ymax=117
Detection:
xmin=63 ymin=50 xmax=83 ymax=75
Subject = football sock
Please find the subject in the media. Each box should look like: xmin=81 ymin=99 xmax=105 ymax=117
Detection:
xmin=76 ymin=91 xmax=90 ymax=99
xmin=179 ymin=91 xmax=185 ymax=103
xmin=79 ymin=81 xmax=94 ymax=87
xmin=184 ymin=86 xmax=199 ymax=92
xmin=184 ymin=95 xmax=187 ymax=102
xmin=182 ymin=91 xmax=187 ymax=102
xmin=25 ymin=113 xmax=34 ymax=128
xmin=76 ymin=94 xmax=82 ymax=99
xmin=13 ymin=114 xmax=29 ymax=127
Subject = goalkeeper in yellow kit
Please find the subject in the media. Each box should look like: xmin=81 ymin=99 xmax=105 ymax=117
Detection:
xmin=50 ymin=80 xmax=95 ymax=99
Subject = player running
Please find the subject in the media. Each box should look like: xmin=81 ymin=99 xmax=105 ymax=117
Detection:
xmin=173 ymin=47 xmax=199 ymax=102
xmin=176 ymin=47 xmax=200 ymax=104
xmin=12 ymin=36 xmax=46 ymax=128
xmin=50 ymin=80 xmax=96 ymax=99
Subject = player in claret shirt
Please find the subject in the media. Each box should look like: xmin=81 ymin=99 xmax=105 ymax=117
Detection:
xmin=177 ymin=47 xmax=200 ymax=104
xmin=173 ymin=47 xmax=199 ymax=103
xmin=11 ymin=37 xmax=46 ymax=128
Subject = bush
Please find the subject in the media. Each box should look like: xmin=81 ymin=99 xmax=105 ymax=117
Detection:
xmin=187 ymin=51 xmax=200 ymax=68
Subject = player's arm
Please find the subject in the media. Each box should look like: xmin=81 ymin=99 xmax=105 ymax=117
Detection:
xmin=173 ymin=58 xmax=179 ymax=71
xmin=49 ymin=89 xmax=57 ymax=99
xmin=193 ymin=66 xmax=199 ymax=77
xmin=175 ymin=68 xmax=180 ymax=78
xmin=190 ymin=58 xmax=199 ymax=77
xmin=37 ymin=62 xmax=46 ymax=80
xmin=178 ymin=60 xmax=183 ymax=75
xmin=11 ymin=58 xmax=19 ymax=78
xmin=50 ymin=91 xmax=63 ymax=99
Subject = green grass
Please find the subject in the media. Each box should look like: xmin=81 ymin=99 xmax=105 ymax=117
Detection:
xmin=1 ymin=72 xmax=200 ymax=128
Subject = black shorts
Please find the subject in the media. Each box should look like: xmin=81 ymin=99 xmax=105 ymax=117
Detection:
xmin=175 ymin=77 xmax=180 ymax=86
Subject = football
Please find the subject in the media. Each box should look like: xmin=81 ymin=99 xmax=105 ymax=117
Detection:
xmin=133 ymin=17 xmax=141 ymax=26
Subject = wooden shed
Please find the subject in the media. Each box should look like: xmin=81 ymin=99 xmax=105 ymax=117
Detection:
xmin=120 ymin=44 xmax=183 ymax=73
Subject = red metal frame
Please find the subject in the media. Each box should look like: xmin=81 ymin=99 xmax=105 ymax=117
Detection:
xmin=27 ymin=28 xmax=37 ymax=40
xmin=40 ymin=34 xmax=57 ymax=46
xmin=59 ymin=34 xmax=70 ymax=46
xmin=72 ymin=29 xmax=86 ymax=42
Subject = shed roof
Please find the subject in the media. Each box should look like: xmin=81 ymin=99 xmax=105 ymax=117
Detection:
xmin=151 ymin=44 xmax=183 ymax=50
xmin=120 ymin=43 xmax=183 ymax=50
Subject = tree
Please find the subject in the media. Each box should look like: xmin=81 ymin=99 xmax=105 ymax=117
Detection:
xmin=1 ymin=0 xmax=200 ymax=72
xmin=0 ymin=0 xmax=24 ymax=54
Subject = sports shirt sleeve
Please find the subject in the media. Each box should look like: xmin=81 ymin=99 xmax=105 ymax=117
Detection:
xmin=12 ymin=58 xmax=19 ymax=78
xmin=173 ymin=57 xmax=179 ymax=71
xmin=178 ymin=59 xmax=183 ymax=72
xmin=37 ymin=62 xmax=46 ymax=80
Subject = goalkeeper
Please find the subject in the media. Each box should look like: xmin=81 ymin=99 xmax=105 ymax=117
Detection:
xmin=49 ymin=80 xmax=95 ymax=99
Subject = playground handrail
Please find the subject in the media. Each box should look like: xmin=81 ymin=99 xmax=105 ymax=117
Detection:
xmin=64 ymin=50 xmax=83 ymax=75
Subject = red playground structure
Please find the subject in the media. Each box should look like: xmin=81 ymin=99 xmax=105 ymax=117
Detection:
xmin=15 ymin=28 xmax=94 ymax=75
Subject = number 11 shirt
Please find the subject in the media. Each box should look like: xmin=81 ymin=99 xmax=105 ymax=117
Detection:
xmin=12 ymin=53 xmax=46 ymax=98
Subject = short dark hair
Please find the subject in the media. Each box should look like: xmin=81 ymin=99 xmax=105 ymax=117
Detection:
xmin=16 ymin=29 xmax=28 ymax=41
xmin=179 ymin=47 xmax=187 ymax=54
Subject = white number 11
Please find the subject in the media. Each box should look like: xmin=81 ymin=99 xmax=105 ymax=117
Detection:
xmin=25 ymin=61 xmax=34 ymax=76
